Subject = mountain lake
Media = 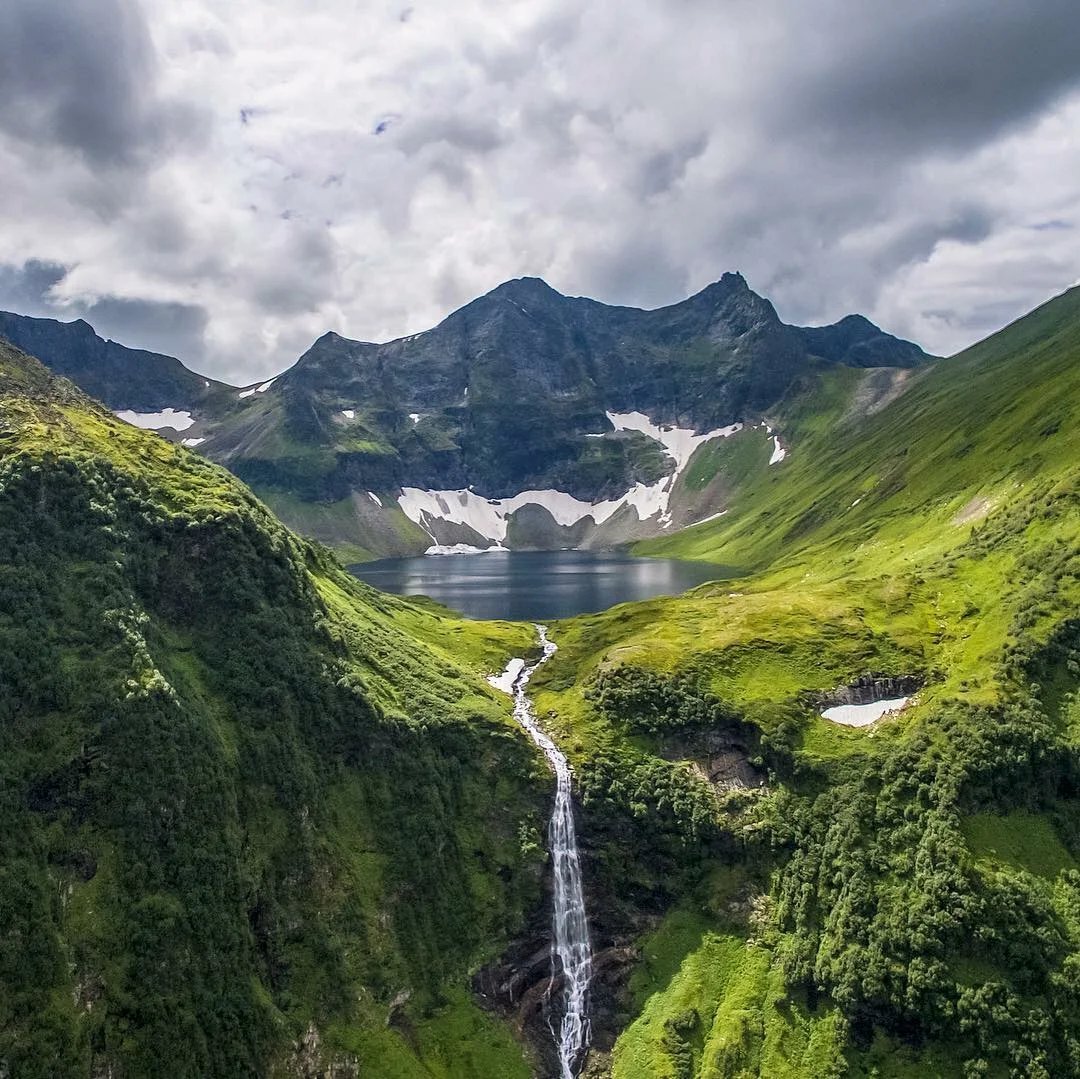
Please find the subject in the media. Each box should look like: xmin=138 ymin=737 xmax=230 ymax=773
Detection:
xmin=348 ymin=549 xmax=740 ymax=620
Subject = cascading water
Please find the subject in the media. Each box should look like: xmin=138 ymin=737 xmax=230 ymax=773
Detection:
xmin=492 ymin=626 xmax=592 ymax=1078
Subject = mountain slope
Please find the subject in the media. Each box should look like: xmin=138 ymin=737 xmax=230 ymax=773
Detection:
xmin=0 ymin=310 xmax=233 ymax=415
xmin=196 ymin=274 xmax=930 ymax=557
xmin=0 ymin=340 xmax=548 ymax=1077
xmin=640 ymin=283 xmax=1080 ymax=572
xmin=521 ymin=287 xmax=1080 ymax=1076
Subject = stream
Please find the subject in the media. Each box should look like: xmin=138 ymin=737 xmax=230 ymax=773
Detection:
xmin=491 ymin=627 xmax=592 ymax=1078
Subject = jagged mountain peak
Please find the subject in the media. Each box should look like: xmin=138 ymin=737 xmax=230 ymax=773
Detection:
xmin=488 ymin=275 xmax=564 ymax=300
xmin=796 ymin=310 xmax=930 ymax=368
xmin=4 ymin=273 xmax=937 ymax=560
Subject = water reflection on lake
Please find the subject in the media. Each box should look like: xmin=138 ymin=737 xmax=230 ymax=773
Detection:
xmin=348 ymin=549 xmax=739 ymax=620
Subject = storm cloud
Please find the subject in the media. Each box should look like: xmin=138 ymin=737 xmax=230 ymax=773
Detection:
xmin=0 ymin=0 xmax=1078 ymax=382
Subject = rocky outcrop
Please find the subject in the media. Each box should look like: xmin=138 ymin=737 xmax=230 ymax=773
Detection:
xmin=654 ymin=728 xmax=766 ymax=791
xmin=474 ymin=825 xmax=643 ymax=1079
xmin=815 ymin=673 xmax=924 ymax=709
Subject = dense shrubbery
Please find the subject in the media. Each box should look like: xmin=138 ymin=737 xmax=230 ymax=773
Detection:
xmin=577 ymin=667 xmax=756 ymax=917
xmin=578 ymin=489 xmax=1080 ymax=1075
xmin=586 ymin=664 xmax=745 ymax=737
xmin=578 ymin=746 xmax=729 ymax=905
xmin=762 ymin=620 xmax=1080 ymax=1076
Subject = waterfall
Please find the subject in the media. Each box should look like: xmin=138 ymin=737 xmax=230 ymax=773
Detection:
xmin=497 ymin=626 xmax=592 ymax=1078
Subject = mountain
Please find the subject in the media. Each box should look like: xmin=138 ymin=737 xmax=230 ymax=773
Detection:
xmin=0 ymin=310 xmax=233 ymax=415
xmin=641 ymin=282 xmax=1080 ymax=569
xmin=2 ymin=275 xmax=933 ymax=561
xmin=0 ymin=338 xmax=549 ymax=1076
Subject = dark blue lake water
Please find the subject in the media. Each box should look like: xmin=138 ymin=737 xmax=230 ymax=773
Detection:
xmin=348 ymin=549 xmax=737 ymax=620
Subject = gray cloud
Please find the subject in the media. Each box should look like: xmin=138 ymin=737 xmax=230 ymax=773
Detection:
xmin=83 ymin=297 xmax=209 ymax=361
xmin=0 ymin=0 xmax=202 ymax=167
xmin=0 ymin=0 xmax=1078 ymax=383
xmin=0 ymin=259 xmax=209 ymax=363
xmin=0 ymin=259 xmax=68 ymax=315
xmin=784 ymin=2 xmax=1080 ymax=155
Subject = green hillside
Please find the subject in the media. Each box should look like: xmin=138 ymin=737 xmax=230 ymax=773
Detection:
xmin=527 ymin=289 xmax=1080 ymax=1076
xmin=0 ymin=341 xmax=545 ymax=1077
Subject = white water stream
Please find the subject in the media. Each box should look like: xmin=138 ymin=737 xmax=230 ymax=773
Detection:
xmin=491 ymin=627 xmax=592 ymax=1078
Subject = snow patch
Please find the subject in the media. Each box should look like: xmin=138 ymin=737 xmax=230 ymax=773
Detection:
xmin=769 ymin=435 xmax=787 ymax=465
xmin=605 ymin=411 xmax=742 ymax=526
xmin=181 ymin=437 xmax=205 ymax=447
xmin=342 ymin=409 xmax=355 ymax=419
xmin=238 ymin=377 xmax=276 ymax=399
xmin=367 ymin=491 xmax=382 ymax=507
xmin=606 ymin=412 xmax=742 ymax=472
xmin=487 ymin=657 xmax=526 ymax=695
xmin=114 ymin=408 xmax=195 ymax=432
xmin=695 ymin=510 xmax=728 ymax=526
xmin=408 ymin=413 xmax=421 ymax=424
xmin=399 ymin=413 xmax=745 ymax=539
xmin=822 ymin=697 xmax=909 ymax=727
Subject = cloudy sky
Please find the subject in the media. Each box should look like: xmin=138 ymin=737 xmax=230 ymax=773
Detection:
xmin=2 ymin=0 xmax=1079 ymax=383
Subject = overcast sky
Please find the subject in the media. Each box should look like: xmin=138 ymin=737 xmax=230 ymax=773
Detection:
xmin=1 ymin=0 xmax=1079 ymax=383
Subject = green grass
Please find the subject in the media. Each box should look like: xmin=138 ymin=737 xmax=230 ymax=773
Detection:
xmin=639 ymin=286 xmax=1080 ymax=578
xmin=961 ymin=811 xmax=1076 ymax=878
xmin=614 ymin=929 xmax=848 ymax=1079
xmin=529 ymin=287 xmax=1080 ymax=1077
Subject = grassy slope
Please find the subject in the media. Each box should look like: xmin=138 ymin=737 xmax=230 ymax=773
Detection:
xmin=0 ymin=342 xmax=542 ymax=1078
xmin=531 ymin=289 xmax=1080 ymax=1077
xmin=641 ymin=286 xmax=1080 ymax=571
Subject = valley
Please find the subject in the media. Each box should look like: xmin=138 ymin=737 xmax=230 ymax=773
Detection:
xmin=0 ymin=280 xmax=1077 ymax=1079
xmin=5 ymin=3 xmax=1080 ymax=1075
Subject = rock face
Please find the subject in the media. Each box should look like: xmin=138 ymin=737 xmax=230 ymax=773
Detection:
xmin=795 ymin=313 xmax=929 ymax=369
xmin=474 ymin=892 xmax=639 ymax=1079
xmin=225 ymin=273 xmax=927 ymax=502
xmin=2 ymin=273 xmax=933 ymax=556
xmin=816 ymin=673 xmax=924 ymax=708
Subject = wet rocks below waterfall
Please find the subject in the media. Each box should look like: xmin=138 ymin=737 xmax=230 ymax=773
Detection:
xmin=473 ymin=898 xmax=639 ymax=1079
